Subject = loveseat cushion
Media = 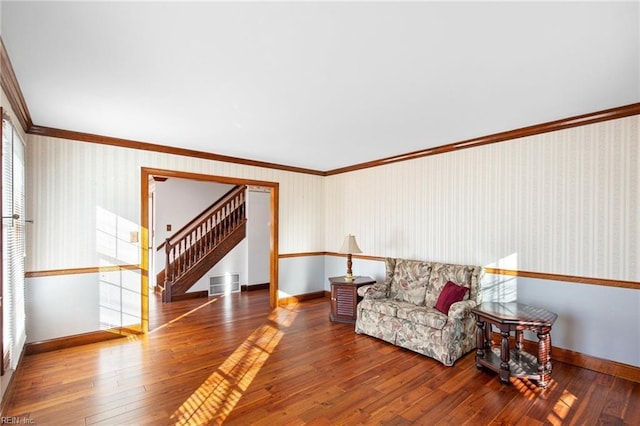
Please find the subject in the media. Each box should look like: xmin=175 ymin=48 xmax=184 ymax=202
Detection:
xmin=389 ymin=259 xmax=432 ymax=306
xmin=358 ymin=283 xmax=388 ymax=299
xmin=358 ymin=298 xmax=398 ymax=316
xmin=395 ymin=304 xmax=448 ymax=330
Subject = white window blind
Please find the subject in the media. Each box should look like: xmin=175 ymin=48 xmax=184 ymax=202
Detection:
xmin=2 ymin=116 xmax=26 ymax=373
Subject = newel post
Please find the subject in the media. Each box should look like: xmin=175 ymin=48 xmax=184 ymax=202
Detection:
xmin=163 ymin=238 xmax=172 ymax=303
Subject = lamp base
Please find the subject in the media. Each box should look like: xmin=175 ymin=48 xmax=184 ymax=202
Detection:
xmin=344 ymin=272 xmax=355 ymax=281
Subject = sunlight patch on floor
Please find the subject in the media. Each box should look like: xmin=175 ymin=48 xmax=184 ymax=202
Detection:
xmin=510 ymin=375 xmax=558 ymax=400
xmin=511 ymin=377 xmax=541 ymax=399
xmin=170 ymin=306 xmax=298 ymax=425
xmin=547 ymin=389 xmax=577 ymax=425
xmin=268 ymin=303 xmax=300 ymax=327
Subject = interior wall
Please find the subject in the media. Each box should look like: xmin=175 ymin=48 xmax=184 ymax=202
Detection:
xmin=324 ymin=116 xmax=639 ymax=282
xmin=278 ymin=255 xmax=325 ymax=298
xmin=25 ymin=267 xmax=140 ymax=342
xmin=26 ymin=135 xmax=326 ymax=270
xmin=17 ymin=106 xmax=640 ymax=368
xmin=323 ymin=115 xmax=639 ymax=367
xmin=24 ymin=135 xmax=325 ymax=341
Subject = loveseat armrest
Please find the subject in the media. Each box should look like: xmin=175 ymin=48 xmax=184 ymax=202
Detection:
xmin=358 ymin=283 xmax=387 ymax=299
xmin=448 ymin=300 xmax=477 ymax=320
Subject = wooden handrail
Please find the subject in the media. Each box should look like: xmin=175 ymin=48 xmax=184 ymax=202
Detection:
xmin=157 ymin=185 xmax=243 ymax=252
xmin=164 ymin=185 xmax=246 ymax=249
xmin=163 ymin=185 xmax=247 ymax=302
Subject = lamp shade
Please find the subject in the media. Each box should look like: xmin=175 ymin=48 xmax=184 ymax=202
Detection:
xmin=339 ymin=235 xmax=362 ymax=254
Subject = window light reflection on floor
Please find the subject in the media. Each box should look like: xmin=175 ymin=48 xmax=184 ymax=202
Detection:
xmin=171 ymin=306 xmax=298 ymax=425
xmin=508 ymin=373 xmax=579 ymax=425
xmin=548 ymin=389 xmax=577 ymax=425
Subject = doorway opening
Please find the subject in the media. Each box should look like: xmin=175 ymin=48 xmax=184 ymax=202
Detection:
xmin=140 ymin=167 xmax=279 ymax=332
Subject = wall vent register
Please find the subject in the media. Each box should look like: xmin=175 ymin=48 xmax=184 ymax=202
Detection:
xmin=209 ymin=274 xmax=240 ymax=296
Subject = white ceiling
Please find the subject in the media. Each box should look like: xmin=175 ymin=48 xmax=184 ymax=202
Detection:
xmin=1 ymin=1 xmax=638 ymax=171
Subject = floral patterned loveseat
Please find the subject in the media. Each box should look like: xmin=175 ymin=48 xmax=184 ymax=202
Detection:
xmin=355 ymin=258 xmax=483 ymax=366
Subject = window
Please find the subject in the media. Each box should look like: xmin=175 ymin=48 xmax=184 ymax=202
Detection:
xmin=1 ymin=113 xmax=26 ymax=375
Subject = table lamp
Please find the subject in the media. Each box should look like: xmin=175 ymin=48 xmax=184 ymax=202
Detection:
xmin=339 ymin=234 xmax=362 ymax=281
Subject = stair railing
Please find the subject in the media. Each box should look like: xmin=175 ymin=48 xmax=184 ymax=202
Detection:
xmin=163 ymin=185 xmax=246 ymax=302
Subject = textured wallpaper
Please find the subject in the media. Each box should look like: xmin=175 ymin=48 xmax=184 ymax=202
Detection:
xmin=26 ymin=138 xmax=325 ymax=271
xmin=325 ymin=116 xmax=639 ymax=282
xmin=25 ymin=115 xmax=638 ymax=283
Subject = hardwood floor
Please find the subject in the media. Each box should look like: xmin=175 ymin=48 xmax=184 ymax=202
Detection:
xmin=4 ymin=290 xmax=640 ymax=425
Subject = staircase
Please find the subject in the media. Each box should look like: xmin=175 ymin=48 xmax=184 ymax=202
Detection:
xmin=160 ymin=185 xmax=247 ymax=302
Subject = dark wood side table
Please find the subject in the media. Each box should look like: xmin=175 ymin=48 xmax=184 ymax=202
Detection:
xmin=329 ymin=276 xmax=375 ymax=324
xmin=472 ymin=302 xmax=558 ymax=388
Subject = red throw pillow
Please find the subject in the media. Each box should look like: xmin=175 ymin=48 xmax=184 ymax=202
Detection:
xmin=434 ymin=281 xmax=469 ymax=314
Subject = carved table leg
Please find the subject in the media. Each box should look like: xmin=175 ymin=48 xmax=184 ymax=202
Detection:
xmin=515 ymin=330 xmax=523 ymax=351
xmin=500 ymin=330 xmax=510 ymax=384
xmin=548 ymin=333 xmax=553 ymax=373
xmin=475 ymin=320 xmax=485 ymax=368
xmin=537 ymin=329 xmax=552 ymax=388
xmin=484 ymin=322 xmax=492 ymax=350
xmin=515 ymin=329 xmax=523 ymax=361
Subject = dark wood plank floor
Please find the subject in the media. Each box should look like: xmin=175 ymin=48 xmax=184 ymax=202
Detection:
xmin=4 ymin=290 xmax=640 ymax=425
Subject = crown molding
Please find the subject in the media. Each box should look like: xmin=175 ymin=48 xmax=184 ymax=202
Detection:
xmin=28 ymin=124 xmax=326 ymax=176
xmin=0 ymin=37 xmax=33 ymax=131
xmin=28 ymin=103 xmax=640 ymax=177
xmin=2 ymin=37 xmax=638 ymax=177
xmin=325 ymin=102 xmax=640 ymax=175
